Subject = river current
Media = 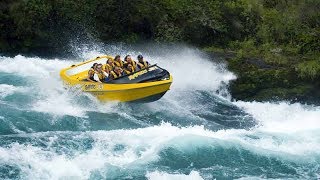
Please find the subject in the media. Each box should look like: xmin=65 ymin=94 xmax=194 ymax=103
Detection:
xmin=0 ymin=45 xmax=319 ymax=179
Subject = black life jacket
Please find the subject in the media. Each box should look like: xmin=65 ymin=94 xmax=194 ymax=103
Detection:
xmin=137 ymin=60 xmax=149 ymax=69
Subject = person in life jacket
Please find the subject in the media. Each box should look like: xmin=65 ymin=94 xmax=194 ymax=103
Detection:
xmin=136 ymin=54 xmax=150 ymax=70
xmin=103 ymin=58 xmax=115 ymax=74
xmin=87 ymin=63 xmax=98 ymax=82
xmin=93 ymin=64 xmax=108 ymax=83
xmin=109 ymin=66 xmax=124 ymax=80
xmin=113 ymin=55 xmax=124 ymax=68
xmin=124 ymin=55 xmax=137 ymax=71
xmin=123 ymin=63 xmax=135 ymax=75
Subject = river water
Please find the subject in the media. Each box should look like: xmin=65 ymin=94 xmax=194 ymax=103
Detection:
xmin=0 ymin=45 xmax=319 ymax=179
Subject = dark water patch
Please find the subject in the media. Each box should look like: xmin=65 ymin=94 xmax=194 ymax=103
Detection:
xmin=0 ymin=105 xmax=90 ymax=135
xmin=1 ymin=93 xmax=34 ymax=109
xmin=128 ymin=90 xmax=257 ymax=131
xmin=118 ymin=102 xmax=225 ymax=131
xmin=0 ymin=72 xmax=30 ymax=86
xmin=0 ymin=132 xmax=95 ymax=157
xmin=190 ymin=91 xmax=256 ymax=129
xmin=84 ymin=111 xmax=145 ymax=131
xmin=155 ymin=136 xmax=317 ymax=179
xmin=103 ymin=91 xmax=257 ymax=133
xmin=89 ymin=165 xmax=147 ymax=180
xmin=0 ymin=103 xmax=156 ymax=135
xmin=0 ymin=164 xmax=21 ymax=180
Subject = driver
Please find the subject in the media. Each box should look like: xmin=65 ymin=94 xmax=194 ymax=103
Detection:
xmin=136 ymin=55 xmax=150 ymax=70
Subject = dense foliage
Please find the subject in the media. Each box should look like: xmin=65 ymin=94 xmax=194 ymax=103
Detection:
xmin=0 ymin=0 xmax=319 ymax=102
xmin=1 ymin=0 xmax=319 ymax=55
xmin=0 ymin=0 xmax=257 ymax=50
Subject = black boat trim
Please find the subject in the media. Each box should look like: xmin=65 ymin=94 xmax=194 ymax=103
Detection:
xmin=106 ymin=64 xmax=170 ymax=84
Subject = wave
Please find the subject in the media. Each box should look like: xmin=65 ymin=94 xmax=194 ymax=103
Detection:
xmin=0 ymin=123 xmax=319 ymax=179
xmin=0 ymin=84 xmax=29 ymax=98
xmin=234 ymin=101 xmax=320 ymax=133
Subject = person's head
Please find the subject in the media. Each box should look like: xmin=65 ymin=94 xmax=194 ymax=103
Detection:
xmin=92 ymin=63 xmax=98 ymax=69
xmin=107 ymin=58 xmax=113 ymax=65
xmin=125 ymin=55 xmax=132 ymax=62
xmin=127 ymin=64 xmax=133 ymax=70
xmin=114 ymin=55 xmax=121 ymax=61
xmin=137 ymin=55 xmax=143 ymax=62
xmin=96 ymin=64 xmax=103 ymax=72
xmin=114 ymin=66 xmax=122 ymax=73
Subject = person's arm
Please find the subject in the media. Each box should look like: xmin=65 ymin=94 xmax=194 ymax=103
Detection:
xmin=93 ymin=73 xmax=102 ymax=83
xmin=109 ymin=73 xmax=115 ymax=80
xmin=87 ymin=72 xmax=95 ymax=82
xmin=87 ymin=76 xmax=95 ymax=82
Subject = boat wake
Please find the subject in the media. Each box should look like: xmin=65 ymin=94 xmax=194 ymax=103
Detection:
xmin=0 ymin=45 xmax=319 ymax=179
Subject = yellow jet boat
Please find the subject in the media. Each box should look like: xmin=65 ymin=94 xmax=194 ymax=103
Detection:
xmin=60 ymin=55 xmax=173 ymax=102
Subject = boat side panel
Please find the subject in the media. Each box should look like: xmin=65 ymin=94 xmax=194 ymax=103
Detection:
xmin=90 ymin=82 xmax=172 ymax=102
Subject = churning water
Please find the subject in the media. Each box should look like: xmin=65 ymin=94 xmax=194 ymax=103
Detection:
xmin=0 ymin=45 xmax=319 ymax=179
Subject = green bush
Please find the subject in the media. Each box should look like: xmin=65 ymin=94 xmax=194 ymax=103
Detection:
xmin=296 ymin=60 xmax=320 ymax=80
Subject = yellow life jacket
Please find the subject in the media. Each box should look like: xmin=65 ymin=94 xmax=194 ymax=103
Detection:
xmin=114 ymin=60 xmax=124 ymax=68
xmin=110 ymin=71 xmax=122 ymax=79
xmin=125 ymin=61 xmax=137 ymax=71
xmin=88 ymin=68 xmax=95 ymax=78
xmin=104 ymin=63 xmax=114 ymax=72
xmin=131 ymin=60 xmax=137 ymax=68
xmin=124 ymin=66 xmax=135 ymax=75
xmin=97 ymin=71 xmax=107 ymax=81
xmin=137 ymin=61 xmax=149 ymax=69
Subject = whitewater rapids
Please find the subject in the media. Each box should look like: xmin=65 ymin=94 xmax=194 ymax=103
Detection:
xmin=0 ymin=45 xmax=319 ymax=179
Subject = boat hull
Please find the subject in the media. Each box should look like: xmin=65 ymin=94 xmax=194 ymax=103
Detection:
xmin=83 ymin=79 xmax=172 ymax=102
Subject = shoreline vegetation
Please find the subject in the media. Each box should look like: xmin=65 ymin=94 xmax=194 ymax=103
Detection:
xmin=1 ymin=0 xmax=319 ymax=104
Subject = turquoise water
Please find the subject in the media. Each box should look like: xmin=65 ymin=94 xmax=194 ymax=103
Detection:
xmin=0 ymin=47 xmax=319 ymax=179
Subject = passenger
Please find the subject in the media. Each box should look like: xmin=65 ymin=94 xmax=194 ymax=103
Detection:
xmin=123 ymin=63 xmax=135 ymax=75
xmin=136 ymin=54 xmax=150 ymax=70
xmin=103 ymin=58 xmax=115 ymax=74
xmin=87 ymin=63 xmax=98 ymax=82
xmin=113 ymin=55 xmax=124 ymax=68
xmin=109 ymin=66 xmax=123 ymax=80
xmin=94 ymin=64 xmax=108 ymax=83
xmin=124 ymin=55 xmax=137 ymax=71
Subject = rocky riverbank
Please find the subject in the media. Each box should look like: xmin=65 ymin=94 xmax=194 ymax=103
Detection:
xmin=209 ymin=50 xmax=320 ymax=105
